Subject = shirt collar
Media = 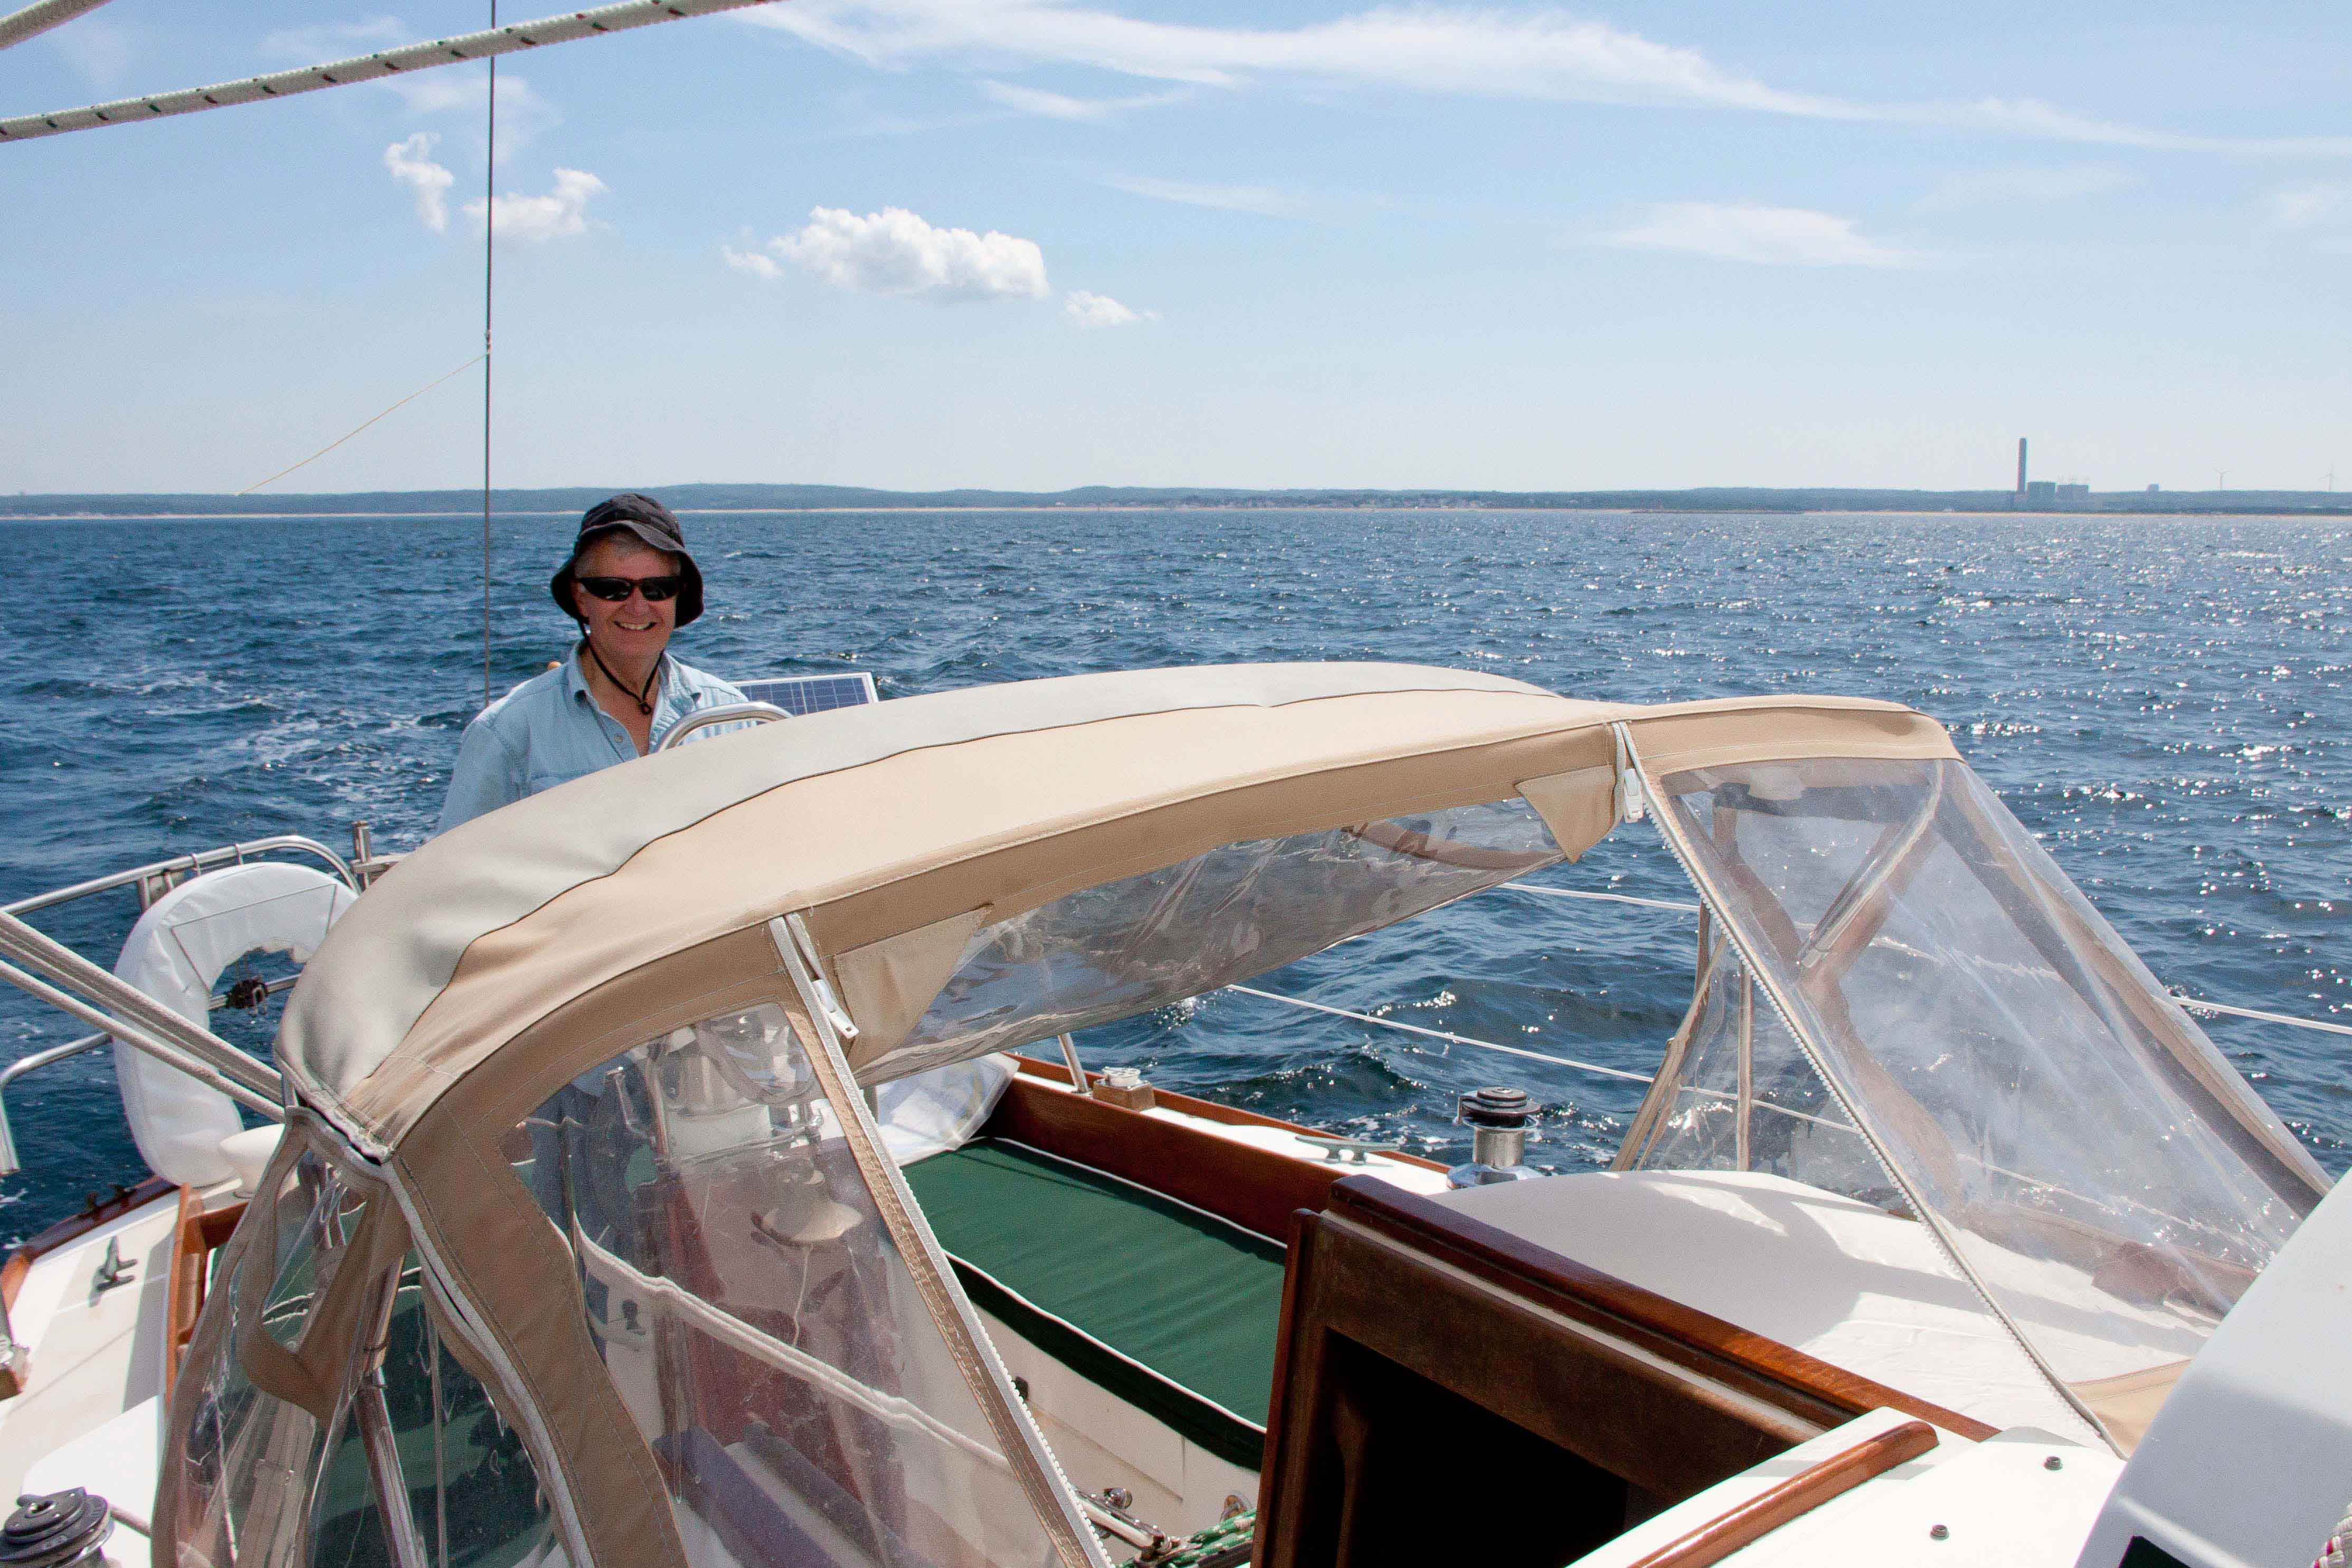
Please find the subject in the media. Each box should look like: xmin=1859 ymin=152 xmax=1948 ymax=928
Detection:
xmin=566 ymin=642 xmax=671 ymax=709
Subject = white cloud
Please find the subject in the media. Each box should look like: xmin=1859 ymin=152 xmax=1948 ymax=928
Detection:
xmin=750 ymin=0 xmax=1843 ymax=114
xmin=977 ymin=79 xmax=1188 ymax=120
xmin=1916 ymin=163 xmax=2136 ymax=212
xmin=261 ymin=16 xmax=407 ymax=59
xmin=724 ymin=245 xmax=785 ymax=279
xmin=464 ymin=168 xmax=606 ymax=242
xmin=378 ymin=72 xmax=563 ymax=160
xmin=384 ymin=133 xmax=456 ymax=232
xmin=1608 ymin=202 xmax=1912 ymax=268
xmin=762 ymin=206 xmax=1050 ymax=302
xmin=1099 ymin=173 xmax=1295 ymax=215
xmin=1065 ymin=290 xmax=1152 ymax=326
xmin=2262 ymin=183 xmax=2348 ymax=230
xmin=48 ymin=18 xmax=136 ymax=89
xmin=1931 ymin=97 xmax=2352 ymax=158
xmin=739 ymin=1 xmax=2352 ymax=158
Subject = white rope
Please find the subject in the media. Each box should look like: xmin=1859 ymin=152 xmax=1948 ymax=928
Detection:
xmin=0 ymin=0 xmax=778 ymax=142
xmin=0 ymin=0 xmax=113 ymax=52
xmin=2315 ymin=1501 xmax=2351 ymax=1568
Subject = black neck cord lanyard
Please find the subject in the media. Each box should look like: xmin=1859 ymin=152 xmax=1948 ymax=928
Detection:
xmin=585 ymin=641 xmax=660 ymax=716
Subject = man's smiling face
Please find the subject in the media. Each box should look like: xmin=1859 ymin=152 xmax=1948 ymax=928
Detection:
xmin=571 ymin=534 xmax=679 ymax=663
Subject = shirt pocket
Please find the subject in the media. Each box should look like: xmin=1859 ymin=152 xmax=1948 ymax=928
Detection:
xmin=525 ymin=764 xmax=597 ymax=797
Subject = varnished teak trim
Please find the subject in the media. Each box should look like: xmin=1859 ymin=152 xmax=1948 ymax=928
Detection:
xmin=990 ymin=1075 xmax=1342 ymax=1242
xmin=163 ymin=1191 xmax=245 ymax=1392
xmin=1011 ymin=1055 xmax=1445 ymax=1168
xmin=1625 ymin=1419 xmax=1939 ymax=1568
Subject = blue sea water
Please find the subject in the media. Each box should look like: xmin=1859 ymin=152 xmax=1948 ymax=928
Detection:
xmin=1 ymin=508 xmax=2345 ymax=1242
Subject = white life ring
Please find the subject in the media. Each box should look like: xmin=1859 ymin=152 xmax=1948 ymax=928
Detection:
xmin=111 ymin=861 xmax=357 ymax=1186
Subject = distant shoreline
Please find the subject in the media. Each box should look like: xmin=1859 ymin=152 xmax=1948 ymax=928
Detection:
xmin=4 ymin=481 xmax=2348 ymax=523
xmin=4 ymin=505 xmax=2345 ymax=522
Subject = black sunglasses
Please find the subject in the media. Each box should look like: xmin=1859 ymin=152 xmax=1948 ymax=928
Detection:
xmin=575 ymin=574 xmax=684 ymax=603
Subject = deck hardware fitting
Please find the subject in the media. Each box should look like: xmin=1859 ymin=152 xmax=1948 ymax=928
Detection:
xmin=1082 ymin=1489 xmax=1174 ymax=1557
xmin=1929 ymin=1524 xmax=1950 ymax=1541
xmin=2045 ymin=1455 xmax=2064 ymax=1470
xmin=780 ymin=912 xmax=858 ymax=1040
xmin=1296 ymin=1134 xmax=1402 ymax=1165
xmin=0 ymin=1286 xmax=25 ymax=1396
xmin=1090 ymin=1065 xmax=1155 ymax=1111
xmin=1449 ymin=1085 xmax=1539 ymax=1187
xmin=90 ymin=1236 xmax=133 ymax=1294
xmin=0 ymin=1488 xmax=112 ymax=1565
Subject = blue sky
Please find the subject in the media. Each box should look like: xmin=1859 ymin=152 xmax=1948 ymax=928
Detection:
xmin=1 ymin=0 xmax=2347 ymax=493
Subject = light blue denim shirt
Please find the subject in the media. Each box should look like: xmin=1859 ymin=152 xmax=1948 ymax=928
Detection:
xmin=435 ymin=646 xmax=747 ymax=834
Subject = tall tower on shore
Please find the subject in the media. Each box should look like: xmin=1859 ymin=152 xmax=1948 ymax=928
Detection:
xmin=2017 ymin=438 xmax=2028 ymax=495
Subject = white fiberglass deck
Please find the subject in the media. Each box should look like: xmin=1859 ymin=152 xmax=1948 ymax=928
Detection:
xmin=1435 ymin=1170 xmax=2118 ymax=1445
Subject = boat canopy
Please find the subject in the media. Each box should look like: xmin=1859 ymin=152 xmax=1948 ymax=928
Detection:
xmin=175 ymin=664 xmax=2320 ymax=1566
xmin=278 ymin=662 xmax=1951 ymax=1151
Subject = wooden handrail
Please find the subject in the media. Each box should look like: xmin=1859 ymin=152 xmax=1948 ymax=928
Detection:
xmin=1624 ymin=1419 xmax=1939 ymax=1568
xmin=1011 ymin=1053 xmax=1445 ymax=1167
xmin=162 ymin=1191 xmax=245 ymax=1392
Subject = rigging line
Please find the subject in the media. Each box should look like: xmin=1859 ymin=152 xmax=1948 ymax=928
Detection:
xmin=482 ymin=0 xmax=496 ymax=709
xmin=0 ymin=0 xmax=780 ymax=143
xmin=2174 ymin=992 xmax=2352 ymax=1039
xmin=238 ymin=355 xmax=485 ymax=496
xmin=1224 ymin=983 xmax=1657 ymax=1086
xmin=1500 ymin=881 xmax=1701 ymax=915
xmin=1498 ymin=882 xmax=2351 ymax=1037
xmin=0 ymin=0 xmax=114 ymax=53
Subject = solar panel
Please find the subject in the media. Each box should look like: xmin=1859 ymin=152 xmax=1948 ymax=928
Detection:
xmin=735 ymin=672 xmax=881 ymax=717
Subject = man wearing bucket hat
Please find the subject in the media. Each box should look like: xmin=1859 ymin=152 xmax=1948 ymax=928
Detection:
xmin=436 ymin=492 xmax=748 ymax=833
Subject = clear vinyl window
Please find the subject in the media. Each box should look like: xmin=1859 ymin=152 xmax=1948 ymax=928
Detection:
xmin=305 ymin=1257 xmax=562 ymax=1568
xmin=172 ymin=1145 xmax=368 ymax=1566
xmin=511 ymin=1003 xmax=1070 ymax=1566
xmin=879 ymin=800 xmax=1565 ymax=1079
xmin=1656 ymin=756 xmax=2327 ymax=1388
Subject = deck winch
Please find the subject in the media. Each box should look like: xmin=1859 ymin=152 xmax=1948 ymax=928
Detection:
xmin=0 ymin=1488 xmax=114 ymax=1567
xmin=1448 ymin=1086 xmax=1538 ymax=1188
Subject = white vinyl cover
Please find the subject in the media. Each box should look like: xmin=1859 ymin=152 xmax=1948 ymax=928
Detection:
xmin=2074 ymin=1176 xmax=2352 ymax=1568
xmin=112 ymin=863 xmax=355 ymax=1185
xmin=875 ymin=1053 xmax=1018 ymax=1166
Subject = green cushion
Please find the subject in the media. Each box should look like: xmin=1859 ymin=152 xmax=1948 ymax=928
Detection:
xmin=904 ymin=1139 xmax=1287 ymax=1469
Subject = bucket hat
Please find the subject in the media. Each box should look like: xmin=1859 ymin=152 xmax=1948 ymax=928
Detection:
xmin=549 ymin=492 xmax=705 ymax=627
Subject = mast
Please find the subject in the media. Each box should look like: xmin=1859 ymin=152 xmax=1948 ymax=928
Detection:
xmin=482 ymin=3 xmax=496 ymax=708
